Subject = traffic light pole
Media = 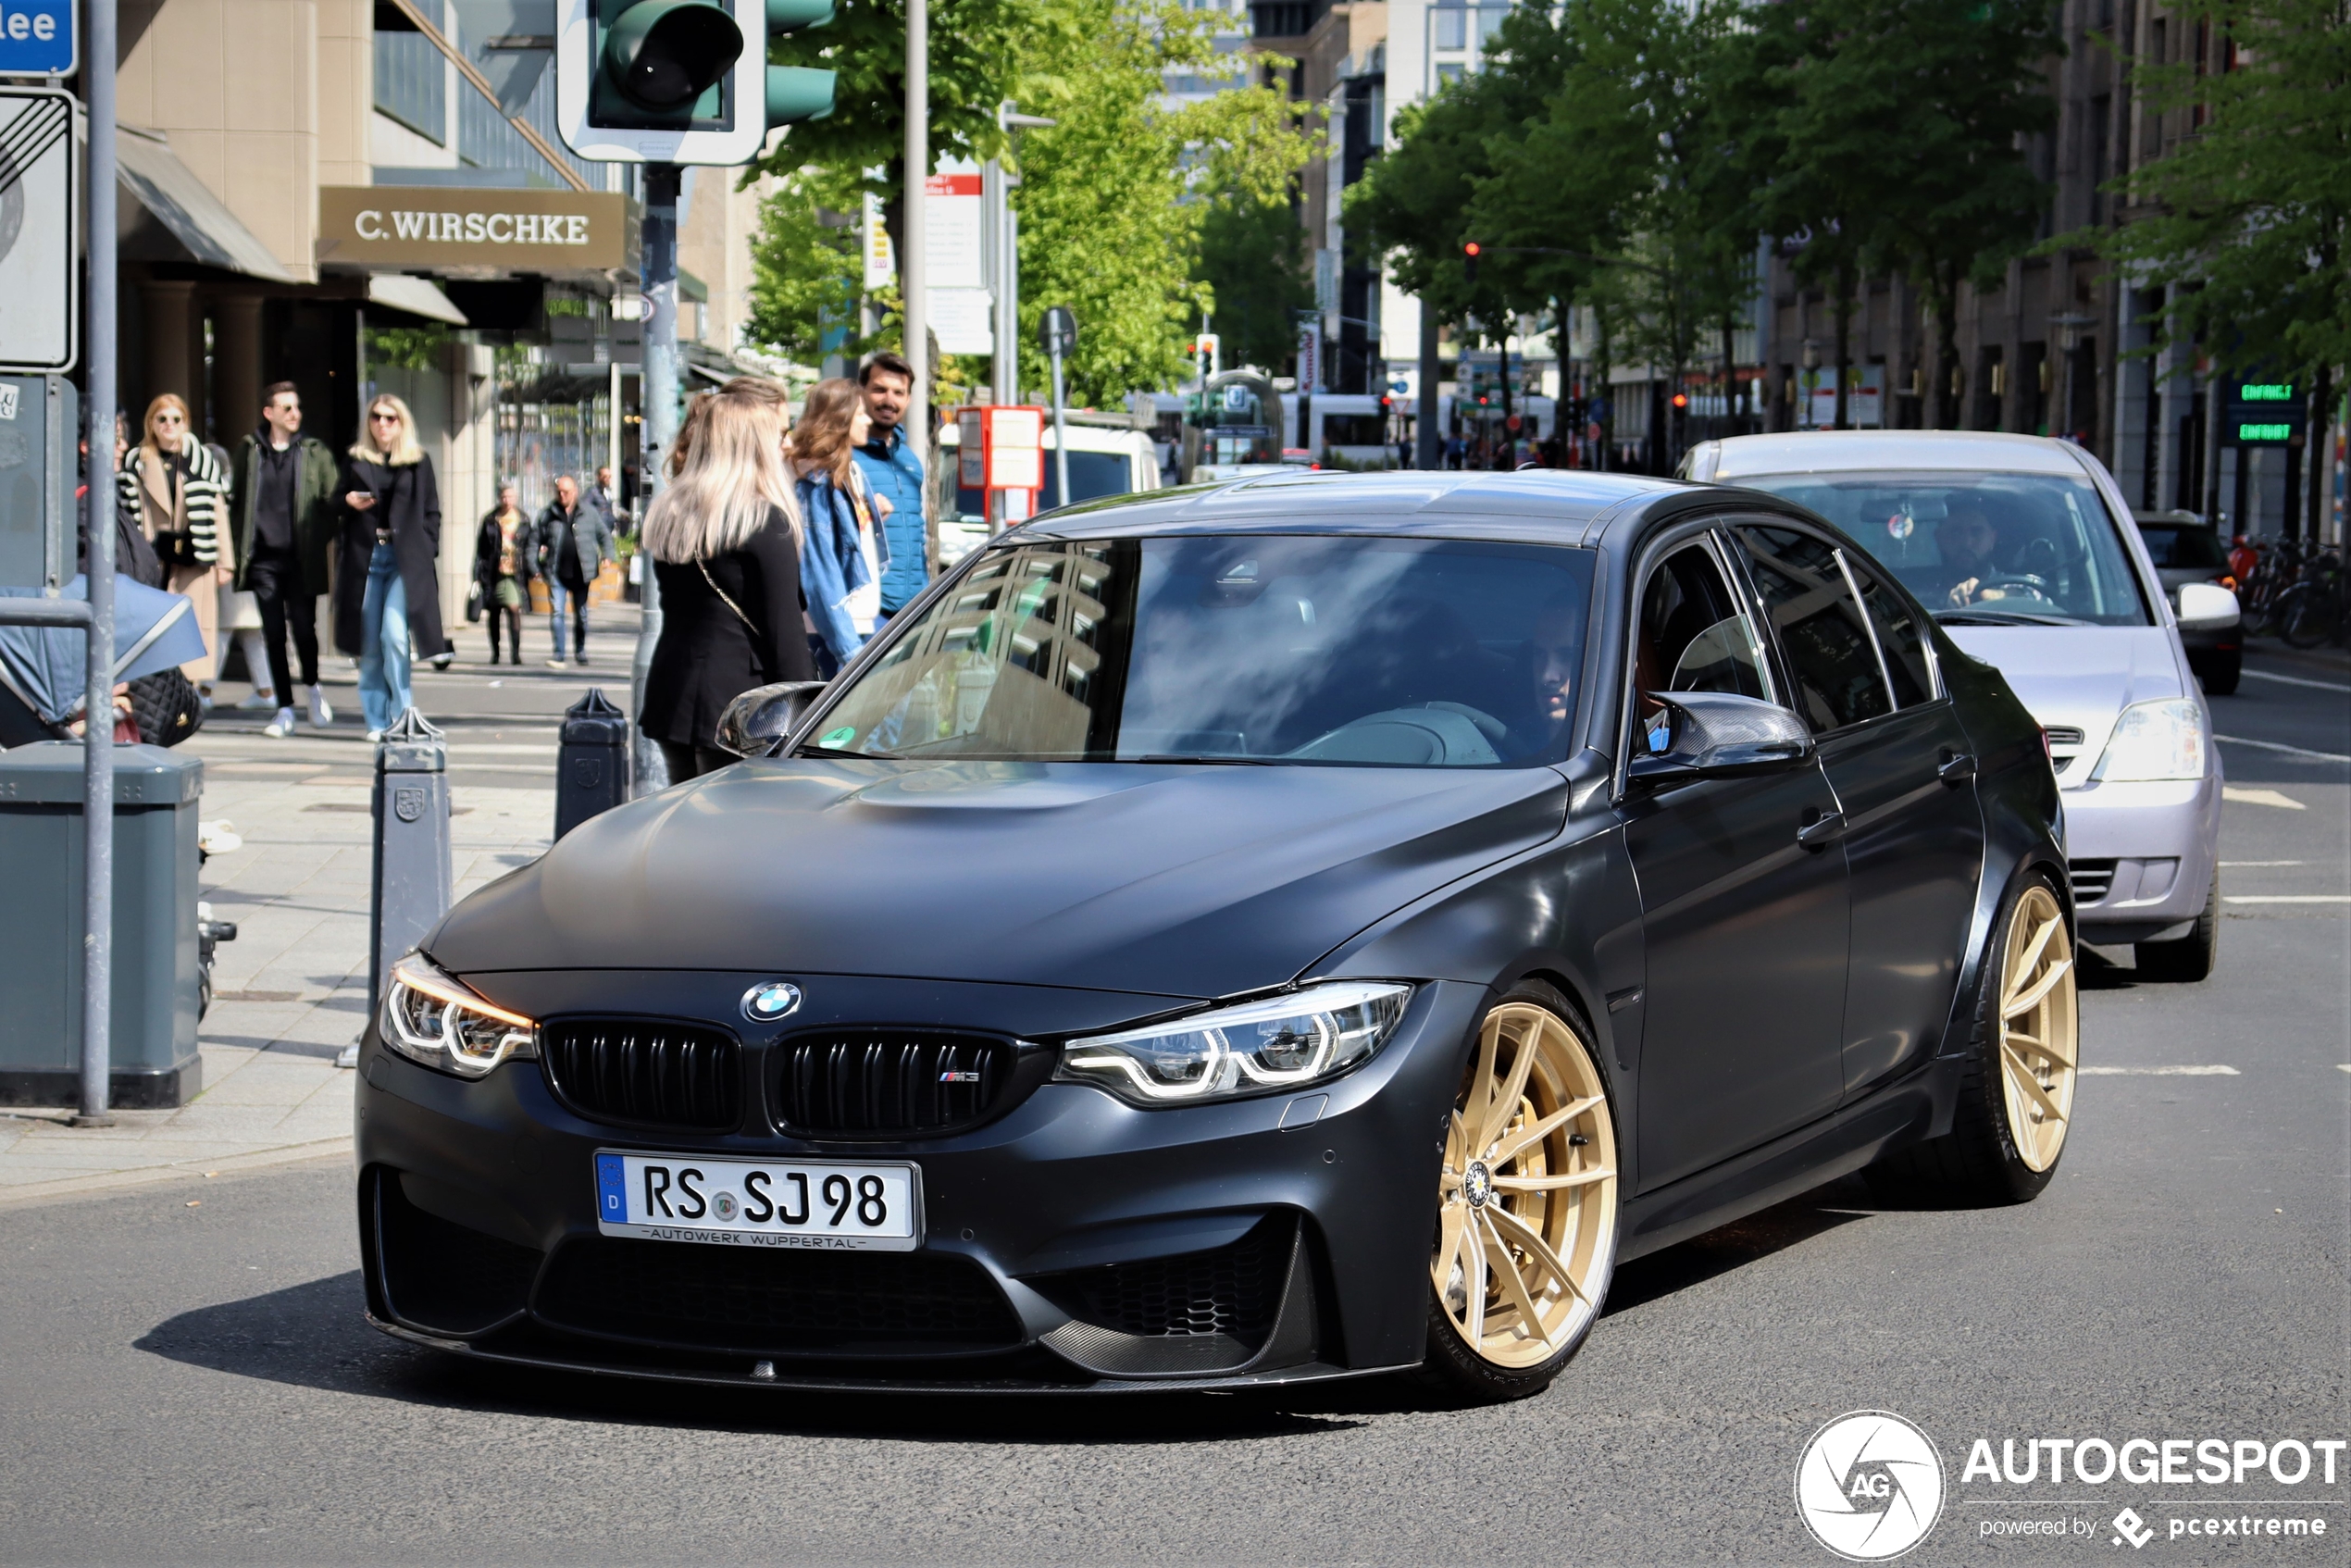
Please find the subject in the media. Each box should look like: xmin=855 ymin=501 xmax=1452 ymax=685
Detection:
xmin=902 ymin=0 xmax=927 ymax=420
xmin=628 ymin=163 xmax=681 ymax=797
xmin=79 ymin=0 xmax=119 ymax=1126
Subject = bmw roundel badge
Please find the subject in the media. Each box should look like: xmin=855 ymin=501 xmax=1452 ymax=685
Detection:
xmin=741 ymin=980 xmax=803 ymax=1023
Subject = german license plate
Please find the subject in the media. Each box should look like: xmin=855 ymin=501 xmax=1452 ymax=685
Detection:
xmin=594 ymin=1151 xmax=922 ymax=1251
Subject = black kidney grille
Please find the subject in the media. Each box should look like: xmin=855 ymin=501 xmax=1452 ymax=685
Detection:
xmin=534 ymin=1237 xmax=1022 ymax=1353
xmin=1050 ymin=1216 xmax=1288 ymax=1339
xmin=774 ymin=1031 xmax=1014 ymax=1137
xmin=541 ymin=1019 xmax=740 ymax=1129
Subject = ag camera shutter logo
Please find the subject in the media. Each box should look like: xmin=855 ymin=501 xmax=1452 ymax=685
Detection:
xmin=1796 ymin=1411 xmax=1947 ymax=1561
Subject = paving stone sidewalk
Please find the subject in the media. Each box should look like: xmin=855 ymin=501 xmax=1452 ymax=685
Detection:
xmin=0 ymin=614 xmax=637 ymax=1207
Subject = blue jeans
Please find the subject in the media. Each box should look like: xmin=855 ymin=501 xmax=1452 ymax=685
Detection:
xmin=548 ymin=579 xmax=587 ymax=660
xmin=358 ymin=543 xmax=412 ymax=732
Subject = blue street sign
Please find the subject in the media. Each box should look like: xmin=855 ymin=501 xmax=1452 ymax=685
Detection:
xmin=0 ymin=0 xmax=74 ymax=75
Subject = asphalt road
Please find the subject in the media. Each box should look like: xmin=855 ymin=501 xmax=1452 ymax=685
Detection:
xmin=2 ymin=647 xmax=2344 ymax=1568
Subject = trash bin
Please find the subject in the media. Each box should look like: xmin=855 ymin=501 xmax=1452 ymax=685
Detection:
xmin=0 ymin=740 xmax=204 ymax=1107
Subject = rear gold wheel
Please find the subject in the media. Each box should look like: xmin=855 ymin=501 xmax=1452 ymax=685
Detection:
xmin=1426 ymin=995 xmax=1618 ymax=1392
xmin=1996 ymin=883 xmax=2077 ymax=1173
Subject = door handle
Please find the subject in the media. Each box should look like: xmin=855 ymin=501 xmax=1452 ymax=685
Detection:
xmin=1938 ymin=752 xmax=1977 ymax=786
xmin=1797 ymin=810 xmax=1847 ymax=849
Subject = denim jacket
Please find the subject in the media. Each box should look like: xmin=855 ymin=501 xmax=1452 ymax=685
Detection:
xmin=795 ymin=468 xmax=875 ymax=665
xmin=852 ymin=424 xmax=929 ymax=614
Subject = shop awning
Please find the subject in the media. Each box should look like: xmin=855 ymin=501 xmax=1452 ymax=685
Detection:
xmin=367 ymin=274 xmax=470 ymax=325
xmin=115 ymin=127 xmax=295 ymax=283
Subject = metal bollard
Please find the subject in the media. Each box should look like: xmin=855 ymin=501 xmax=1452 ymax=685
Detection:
xmin=369 ymin=709 xmax=453 ymax=1011
xmin=555 ymin=687 xmax=631 ymax=840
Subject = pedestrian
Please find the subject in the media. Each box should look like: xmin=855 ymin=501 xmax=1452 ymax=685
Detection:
xmin=337 ymin=393 xmax=443 ymax=740
xmin=590 ymin=463 xmax=628 ymax=535
xmin=852 ymin=351 xmax=928 ymax=622
xmin=474 ymin=482 xmax=529 ymax=665
xmin=638 ymin=378 xmax=815 ymax=781
xmin=532 ymin=473 xmax=614 ymax=667
xmin=228 ymin=381 xmax=340 ymax=739
xmin=117 ymin=393 xmax=232 ymax=706
xmin=789 ymin=379 xmax=884 ymax=676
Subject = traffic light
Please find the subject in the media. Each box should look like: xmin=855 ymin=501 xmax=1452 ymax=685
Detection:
xmin=1462 ymin=241 xmax=1481 ymax=287
xmin=558 ymin=0 xmax=836 ymax=165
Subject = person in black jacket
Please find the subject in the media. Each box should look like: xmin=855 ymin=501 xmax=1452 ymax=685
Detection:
xmin=337 ymin=394 xmax=443 ymax=739
xmin=474 ymin=483 xmax=530 ymax=665
xmin=639 ymin=379 xmax=814 ymax=781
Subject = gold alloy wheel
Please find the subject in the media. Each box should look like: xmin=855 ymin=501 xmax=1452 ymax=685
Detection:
xmin=1996 ymin=884 xmax=2080 ymax=1172
xmin=1434 ymin=1003 xmax=1619 ymax=1367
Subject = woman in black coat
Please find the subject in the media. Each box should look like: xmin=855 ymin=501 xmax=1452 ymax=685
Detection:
xmin=335 ymin=394 xmax=443 ymax=738
xmin=639 ymin=379 xmax=815 ymax=780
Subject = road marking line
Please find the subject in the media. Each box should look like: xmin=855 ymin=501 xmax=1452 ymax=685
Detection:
xmin=2221 ymin=787 xmax=2307 ymax=810
xmin=2220 ymin=859 xmax=2306 ymax=865
xmin=2223 ymin=895 xmax=2351 ymax=904
xmin=2215 ymin=734 xmax=2351 ymax=764
xmin=2242 ymin=667 xmax=2351 ymax=693
xmin=2080 ymin=1065 xmax=2240 ymax=1076
xmin=2339 ymin=1065 xmax=2351 ymax=1075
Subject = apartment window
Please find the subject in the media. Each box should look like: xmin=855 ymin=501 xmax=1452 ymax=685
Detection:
xmin=373 ymin=0 xmax=446 ymax=145
xmin=1435 ymin=2 xmax=1467 ymax=51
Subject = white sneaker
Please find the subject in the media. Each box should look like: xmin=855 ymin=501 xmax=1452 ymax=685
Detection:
xmin=546 ymin=658 xmax=568 ymax=669
xmin=237 ymin=690 xmax=278 ymax=711
xmin=306 ymin=686 xmax=335 ymax=728
xmin=263 ymin=707 xmax=296 ymax=738
xmin=365 ymin=728 xmax=384 ymax=743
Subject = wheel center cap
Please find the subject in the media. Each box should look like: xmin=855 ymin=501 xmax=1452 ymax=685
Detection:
xmin=1463 ymin=1161 xmax=1492 ymax=1208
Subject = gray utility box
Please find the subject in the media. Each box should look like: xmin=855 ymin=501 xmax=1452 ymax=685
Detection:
xmin=0 ymin=741 xmax=204 ymax=1107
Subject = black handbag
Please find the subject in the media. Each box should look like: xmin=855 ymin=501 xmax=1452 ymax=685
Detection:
xmin=125 ymin=667 xmax=205 ymax=748
xmin=465 ymin=581 xmax=484 ymax=623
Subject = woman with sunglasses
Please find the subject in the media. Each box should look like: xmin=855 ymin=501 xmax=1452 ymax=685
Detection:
xmin=114 ymin=394 xmax=232 ymax=704
xmin=337 ymin=394 xmax=444 ymax=739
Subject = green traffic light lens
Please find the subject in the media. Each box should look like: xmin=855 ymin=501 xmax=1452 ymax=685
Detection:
xmin=765 ymin=65 xmax=836 ymax=124
xmin=603 ymin=0 xmax=744 ymax=111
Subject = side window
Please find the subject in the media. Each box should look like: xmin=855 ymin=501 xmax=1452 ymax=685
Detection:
xmin=1632 ymin=542 xmax=1773 ymax=744
xmin=1844 ymin=557 xmax=1935 ymax=705
xmin=1735 ymin=525 xmax=1894 ymax=732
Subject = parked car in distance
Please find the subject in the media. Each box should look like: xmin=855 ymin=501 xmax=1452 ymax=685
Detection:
xmin=2131 ymin=509 xmax=2243 ymax=694
xmin=357 ymin=468 xmax=2077 ymax=1406
xmin=1681 ymin=429 xmax=2227 ymax=981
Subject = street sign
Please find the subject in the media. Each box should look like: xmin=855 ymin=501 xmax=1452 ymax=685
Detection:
xmin=0 ymin=0 xmax=74 ymax=76
xmin=0 ymin=88 xmax=78 ymax=374
xmin=1039 ymin=305 xmax=1076 ymax=358
xmin=2222 ymin=380 xmax=2301 ymax=446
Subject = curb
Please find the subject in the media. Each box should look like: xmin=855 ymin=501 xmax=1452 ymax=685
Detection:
xmin=0 ymin=1137 xmax=352 ymax=1211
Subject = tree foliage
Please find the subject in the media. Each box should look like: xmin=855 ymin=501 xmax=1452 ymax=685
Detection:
xmin=1196 ymin=192 xmax=1312 ymax=377
xmin=744 ymin=164 xmax=866 ymax=366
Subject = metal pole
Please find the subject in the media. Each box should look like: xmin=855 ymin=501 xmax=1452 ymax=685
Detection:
xmin=1415 ymin=303 xmax=1440 ymax=470
xmin=1048 ymin=344 xmax=1070 ymax=509
xmin=902 ymin=0 xmax=927 ymax=419
xmin=628 ymin=165 xmax=678 ymax=796
xmin=79 ymin=0 xmax=119 ymax=1126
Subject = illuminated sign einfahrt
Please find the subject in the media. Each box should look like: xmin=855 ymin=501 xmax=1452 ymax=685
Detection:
xmin=317 ymin=187 xmax=638 ymax=274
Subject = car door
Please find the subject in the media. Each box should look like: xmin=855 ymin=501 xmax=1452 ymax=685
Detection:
xmin=1731 ymin=523 xmax=1986 ymax=1097
xmin=1619 ymin=534 xmax=1852 ymax=1193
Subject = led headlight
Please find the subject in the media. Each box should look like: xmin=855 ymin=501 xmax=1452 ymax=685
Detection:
xmin=380 ymin=953 xmax=538 ymax=1078
xmin=2091 ymin=698 xmax=2208 ymax=782
xmin=1055 ymin=981 xmax=1412 ymax=1107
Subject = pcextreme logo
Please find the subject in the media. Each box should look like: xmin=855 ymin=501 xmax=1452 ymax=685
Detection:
xmin=1796 ymin=1411 xmax=1947 ymax=1562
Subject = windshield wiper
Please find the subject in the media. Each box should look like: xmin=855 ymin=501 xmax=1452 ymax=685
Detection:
xmin=1933 ymin=607 xmax=2091 ymax=628
xmin=792 ymin=742 xmax=897 ymax=760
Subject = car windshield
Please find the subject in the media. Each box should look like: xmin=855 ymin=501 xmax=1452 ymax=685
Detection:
xmin=2135 ymin=522 xmax=2229 ymax=570
xmin=806 ymin=536 xmax=1597 ymax=767
xmin=1729 ymin=470 xmax=2152 ymax=626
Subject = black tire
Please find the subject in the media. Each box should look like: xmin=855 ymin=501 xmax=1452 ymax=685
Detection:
xmin=1870 ymin=870 xmax=2075 ymax=1205
xmin=2137 ymin=869 xmax=2220 ymax=982
xmin=2196 ymin=651 xmax=2241 ymax=697
xmin=1411 ymin=980 xmax=1619 ymax=1404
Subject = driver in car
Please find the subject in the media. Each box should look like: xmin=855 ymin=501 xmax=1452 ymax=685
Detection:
xmin=1511 ymin=591 xmax=1591 ymax=757
xmin=1933 ymin=504 xmax=2009 ymax=607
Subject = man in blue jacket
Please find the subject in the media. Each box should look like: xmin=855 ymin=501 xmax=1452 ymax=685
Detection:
xmin=852 ymin=352 xmax=930 ymax=620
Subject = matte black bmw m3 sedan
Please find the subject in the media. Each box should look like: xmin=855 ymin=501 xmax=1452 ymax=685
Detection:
xmin=357 ymin=469 xmax=2078 ymax=1402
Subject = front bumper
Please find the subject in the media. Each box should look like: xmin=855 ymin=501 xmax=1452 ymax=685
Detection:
xmin=355 ymin=971 xmax=1480 ymax=1391
xmin=2059 ymin=773 xmax=2222 ymax=942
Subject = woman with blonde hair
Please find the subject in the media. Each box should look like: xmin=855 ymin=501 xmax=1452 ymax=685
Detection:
xmin=115 ymin=393 xmax=232 ymax=702
xmin=337 ymin=392 xmax=443 ymax=738
xmin=790 ymin=376 xmax=887 ymax=674
xmin=639 ymin=377 xmax=815 ymax=780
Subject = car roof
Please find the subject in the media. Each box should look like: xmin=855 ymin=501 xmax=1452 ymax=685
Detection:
xmin=1013 ymin=467 xmax=1687 ymax=544
xmin=1693 ymin=429 xmax=2093 ymax=481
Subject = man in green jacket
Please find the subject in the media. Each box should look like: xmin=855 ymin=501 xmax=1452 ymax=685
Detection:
xmin=229 ymin=381 xmax=341 ymax=737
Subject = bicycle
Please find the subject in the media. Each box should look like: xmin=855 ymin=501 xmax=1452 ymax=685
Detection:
xmin=2275 ymin=546 xmax=2346 ymax=649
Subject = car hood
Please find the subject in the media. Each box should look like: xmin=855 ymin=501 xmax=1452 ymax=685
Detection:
xmin=429 ymin=759 xmax=1570 ymax=1000
xmin=1943 ymin=624 xmax=2189 ymax=782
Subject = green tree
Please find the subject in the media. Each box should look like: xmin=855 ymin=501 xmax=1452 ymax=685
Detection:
xmin=1195 ymin=192 xmax=1312 ymax=376
xmin=2090 ymin=0 xmax=2349 ymax=517
xmin=744 ymin=163 xmax=867 ymax=365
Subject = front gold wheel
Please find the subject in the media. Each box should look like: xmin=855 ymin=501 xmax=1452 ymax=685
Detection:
xmin=1433 ymin=1002 xmax=1619 ymax=1369
xmin=1996 ymin=884 xmax=2078 ymax=1172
